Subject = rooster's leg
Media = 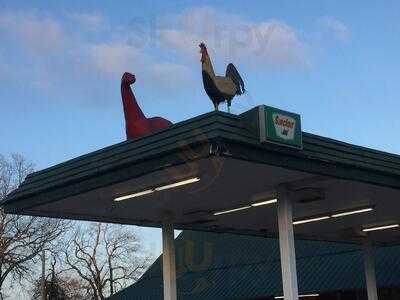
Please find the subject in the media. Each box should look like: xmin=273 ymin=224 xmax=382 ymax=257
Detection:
xmin=227 ymin=99 xmax=232 ymax=113
xmin=214 ymin=102 xmax=219 ymax=111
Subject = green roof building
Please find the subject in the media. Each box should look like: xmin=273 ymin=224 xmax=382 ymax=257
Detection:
xmin=110 ymin=231 xmax=400 ymax=300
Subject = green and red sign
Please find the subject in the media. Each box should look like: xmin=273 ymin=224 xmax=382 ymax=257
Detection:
xmin=259 ymin=105 xmax=302 ymax=149
xmin=240 ymin=105 xmax=303 ymax=149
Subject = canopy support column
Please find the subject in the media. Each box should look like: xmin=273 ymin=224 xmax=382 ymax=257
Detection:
xmin=277 ymin=185 xmax=299 ymax=300
xmin=162 ymin=222 xmax=177 ymax=300
xmin=363 ymin=240 xmax=379 ymax=300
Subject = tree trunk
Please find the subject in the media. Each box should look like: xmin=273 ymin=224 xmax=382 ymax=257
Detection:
xmin=109 ymin=267 xmax=114 ymax=295
xmin=41 ymin=249 xmax=46 ymax=300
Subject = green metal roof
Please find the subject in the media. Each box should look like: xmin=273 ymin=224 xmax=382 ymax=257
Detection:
xmin=109 ymin=231 xmax=400 ymax=300
xmin=3 ymin=108 xmax=400 ymax=213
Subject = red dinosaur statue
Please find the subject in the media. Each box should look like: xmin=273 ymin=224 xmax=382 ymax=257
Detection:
xmin=121 ymin=72 xmax=172 ymax=140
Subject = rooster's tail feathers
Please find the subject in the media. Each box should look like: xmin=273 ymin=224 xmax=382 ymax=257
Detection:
xmin=226 ymin=63 xmax=245 ymax=95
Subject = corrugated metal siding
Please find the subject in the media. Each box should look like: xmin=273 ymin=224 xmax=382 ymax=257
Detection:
xmin=109 ymin=231 xmax=400 ymax=299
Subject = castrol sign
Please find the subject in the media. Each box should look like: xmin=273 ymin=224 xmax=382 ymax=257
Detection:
xmin=258 ymin=105 xmax=302 ymax=149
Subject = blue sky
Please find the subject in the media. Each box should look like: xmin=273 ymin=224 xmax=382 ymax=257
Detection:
xmin=1 ymin=1 xmax=400 ymax=256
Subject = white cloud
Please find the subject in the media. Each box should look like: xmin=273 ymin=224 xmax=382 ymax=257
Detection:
xmin=318 ymin=17 xmax=349 ymax=42
xmin=86 ymin=43 xmax=147 ymax=77
xmin=147 ymin=62 xmax=193 ymax=89
xmin=248 ymin=21 xmax=307 ymax=66
xmin=82 ymin=42 xmax=192 ymax=92
xmin=69 ymin=13 xmax=105 ymax=31
xmin=0 ymin=8 xmax=318 ymax=97
xmin=158 ymin=7 xmax=308 ymax=68
xmin=0 ymin=12 xmax=64 ymax=54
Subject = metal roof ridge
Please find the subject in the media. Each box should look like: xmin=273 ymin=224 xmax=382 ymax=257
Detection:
xmin=8 ymin=128 xmax=224 ymax=199
xmin=303 ymin=132 xmax=400 ymax=159
xmin=27 ymin=111 xmax=235 ymax=178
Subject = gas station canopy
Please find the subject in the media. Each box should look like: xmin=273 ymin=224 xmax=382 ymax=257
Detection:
xmin=3 ymin=107 xmax=400 ymax=246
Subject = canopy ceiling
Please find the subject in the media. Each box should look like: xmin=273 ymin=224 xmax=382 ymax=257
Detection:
xmin=3 ymin=109 xmax=400 ymax=245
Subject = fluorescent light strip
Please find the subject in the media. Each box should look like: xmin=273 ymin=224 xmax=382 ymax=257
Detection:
xmin=292 ymin=207 xmax=374 ymax=225
xmin=362 ymin=224 xmax=400 ymax=232
xmin=154 ymin=177 xmax=200 ymax=191
xmin=275 ymin=293 xmax=319 ymax=299
xmin=213 ymin=206 xmax=251 ymax=216
xmin=114 ymin=189 xmax=154 ymax=201
xmin=293 ymin=216 xmax=330 ymax=225
xmin=114 ymin=177 xmax=200 ymax=202
xmin=331 ymin=207 xmax=373 ymax=218
xmin=214 ymin=198 xmax=276 ymax=217
xmin=251 ymin=198 xmax=278 ymax=207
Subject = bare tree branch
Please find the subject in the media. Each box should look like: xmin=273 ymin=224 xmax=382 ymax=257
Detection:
xmin=0 ymin=154 xmax=71 ymax=298
xmin=63 ymin=222 xmax=152 ymax=299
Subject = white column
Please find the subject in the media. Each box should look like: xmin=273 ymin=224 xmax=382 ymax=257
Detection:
xmin=162 ymin=222 xmax=177 ymax=300
xmin=277 ymin=185 xmax=299 ymax=300
xmin=363 ymin=240 xmax=379 ymax=300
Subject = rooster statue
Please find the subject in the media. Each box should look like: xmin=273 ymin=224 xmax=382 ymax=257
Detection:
xmin=199 ymin=42 xmax=245 ymax=112
xmin=121 ymin=72 xmax=172 ymax=140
